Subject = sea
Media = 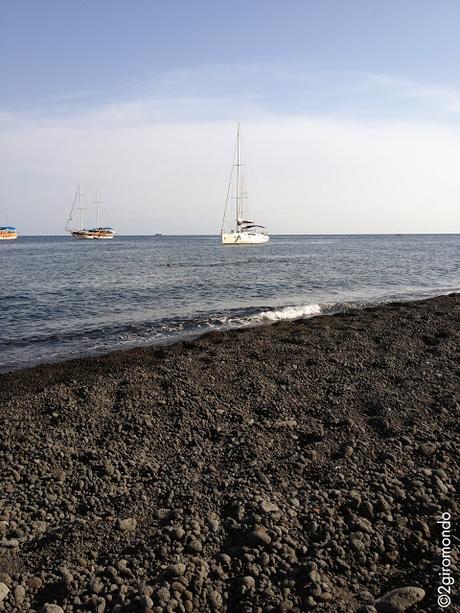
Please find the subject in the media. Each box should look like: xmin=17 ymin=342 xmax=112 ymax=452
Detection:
xmin=1 ymin=235 xmax=459 ymax=373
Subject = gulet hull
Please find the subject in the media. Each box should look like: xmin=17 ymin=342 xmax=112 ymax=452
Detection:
xmin=71 ymin=231 xmax=115 ymax=240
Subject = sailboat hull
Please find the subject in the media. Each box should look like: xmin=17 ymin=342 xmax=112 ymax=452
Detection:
xmin=71 ymin=230 xmax=115 ymax=240
xmin=221 ymin=231 xmax=269 ymax=245
xmin=72 ymin=232 xmax=95 ymax=240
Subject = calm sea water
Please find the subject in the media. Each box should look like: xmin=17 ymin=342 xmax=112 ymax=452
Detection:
xmin=1 ymin=235 xmax=459 ymax=372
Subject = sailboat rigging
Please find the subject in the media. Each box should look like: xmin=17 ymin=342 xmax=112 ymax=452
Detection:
xmin=66 ymin=185 xmax=115 ymax=240
xmin=220 ymin=124 xmax=269 ymax=245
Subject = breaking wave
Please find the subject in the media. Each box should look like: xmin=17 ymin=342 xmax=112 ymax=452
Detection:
xmin=247 ymin=303 xmax=323 ymax=322
xmin=2 ymin=234 xmax=459 ymax=373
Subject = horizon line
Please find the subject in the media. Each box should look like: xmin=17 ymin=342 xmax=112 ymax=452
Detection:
xmin=8 ymin=232 xmax=460 ymax=238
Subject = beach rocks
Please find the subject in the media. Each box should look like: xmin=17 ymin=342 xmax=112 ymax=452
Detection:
xmin=248 ymin=526 xmax=272 ymax=547
xmin=166 ymin=563 xmax=187 ymax=577
xmin=260 ymin=500 xmax=279 ymax=514
xmin=118 ymin=517 xmax=137 ymax=532
xmin=42 ymin=606 xmax=65 ymax=613
xmin=374 ymin=586 xmax=426 ymax=611
xmin=0 ymin=294 xmax=459 ymax=611
xmin=25 ymin=576 xmax=43 ymax=589
xmin=13 ymin=584 xmax=26 ymax=605
xmin=0 ymin=583 xmax=10 ymax=602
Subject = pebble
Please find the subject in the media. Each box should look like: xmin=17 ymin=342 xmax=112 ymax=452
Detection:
xmin=0 ymin=583 xmax=10 ymax=602
xmin=0 ymin=538 xmax=19 ymax=548
xmin=25 ymin=576 xmax=43 ymax=589
xmin=249 ymin=527 xmax=272 ymax=547
xmin=167 ymin=563 xmax=187 ymax=577
xmin=156 ymin=586 xmax=171 ymax=602
xmin=43 ymin=605 xmax=65 ymax=613
xmin=0 ymin=521 xmax=9 ymax=535
xmin=242 ymin=576 xmax=256 ymax=590
xmin=260 ymin=501 xmax=279 ymax=514
xmin=118 ymin=517 xmax=137 ymax=532
xmin=173 ymin=527 xmax=186 ymax=540
xmin=207 ymin=516 xmax=220 ymax=532
xmin=32 ymin=520 xmax=48 ymax=533
xmin=187 ymin=540 xmax=203 ymax=553
xmin=13 ymin=584 xmax=26 ymax=605
xmin=375 ymin=586 xmax=426 ymax=611
xmin=308 ymin=570 xmax=321 ymax=584
xmin=0 ymin=294 xmax=457 ymax=612
xmin=209 ymin=590 xmax=222 ymax=609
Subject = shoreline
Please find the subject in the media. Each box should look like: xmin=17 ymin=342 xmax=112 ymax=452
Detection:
xmin=1 ymin=290 xmax=458 ymax=378
xmin=1 ymin=294 xmax=459 ymax=611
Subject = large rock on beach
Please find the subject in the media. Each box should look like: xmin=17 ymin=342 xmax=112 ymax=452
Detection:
xmin=375 ymin=586 xmax=426 ymax=611
xmin=0 ymin=583 xmax=10 ymax=602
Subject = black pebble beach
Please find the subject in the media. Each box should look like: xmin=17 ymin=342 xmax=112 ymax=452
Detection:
xmin=0 ymin=294 xmax=459 ymax=612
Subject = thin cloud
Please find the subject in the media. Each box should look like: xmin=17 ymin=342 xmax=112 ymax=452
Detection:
xmin=5 ymin=63 xmax=460 ymax=122
xmin=369 ymin=75 xmax=460 ymax=114
xmin=1 ymin=64 xmax=460 ymax=235
xmin=1 ymin=110 xmax=459 ymax=235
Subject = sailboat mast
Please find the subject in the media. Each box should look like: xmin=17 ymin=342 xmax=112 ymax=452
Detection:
xmin=78 ymin=185 xmax=84 ymax=230
xmin=236 ymin=123 xmax=240 ymax=230
xmin=77 ymin=185 xmax=86 ymax=231
xmin=94 ymin=189 xmax=101 ymax=228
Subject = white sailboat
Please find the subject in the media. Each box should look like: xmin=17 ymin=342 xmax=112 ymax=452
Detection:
xmin=66 ymin=185 xmax=115 ymax=240
xmin=221 ymin=124 xmax=269 ymax=245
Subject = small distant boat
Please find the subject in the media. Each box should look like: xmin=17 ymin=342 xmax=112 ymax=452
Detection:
xmin=220 ymin=123 xmax=269 ymax=245
xmin=66 ymin=185 xmax=115 ymax=240
xmin=0 ymin=226 xmax=17 ymax=240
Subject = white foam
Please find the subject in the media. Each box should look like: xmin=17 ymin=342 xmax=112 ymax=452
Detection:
xmin=250 ymin=303 xmax=322 ymax=323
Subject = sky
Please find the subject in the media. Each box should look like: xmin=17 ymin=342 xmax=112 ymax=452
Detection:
xmin=1 ymin=0 xmax=460 ymax=234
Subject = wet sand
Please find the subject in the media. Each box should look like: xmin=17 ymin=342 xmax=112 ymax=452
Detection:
xmin=0 ymin=294 xmax=459 ymax=612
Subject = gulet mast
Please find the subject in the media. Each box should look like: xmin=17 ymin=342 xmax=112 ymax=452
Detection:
xmin=94 ymin=189 xmax=102 ymax=228
xmin=236 ymin=123 xmax=240 ymax=231
xmin=77 ymin=185 xmax=85 ymax=231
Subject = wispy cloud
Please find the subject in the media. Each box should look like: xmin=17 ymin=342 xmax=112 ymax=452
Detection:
xmin=5 ymin=63 xmax=460 ymax=124
xmin=369 ymin=75 xmax=460 ymax=113
xmin=1 ymin=64 xmax=460 ymax=235
xmin=1 ymin=109 xmax=460 ymax=235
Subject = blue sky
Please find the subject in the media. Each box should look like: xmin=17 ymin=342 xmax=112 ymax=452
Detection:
xmin=3 ymin=0 xmax=460 ymax=117
xmin=1 ymin=1 xmax=460 ymax=233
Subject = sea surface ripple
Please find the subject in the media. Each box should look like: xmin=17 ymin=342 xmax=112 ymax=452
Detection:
xmin=1 ymin=234 xmax=459 ymax=372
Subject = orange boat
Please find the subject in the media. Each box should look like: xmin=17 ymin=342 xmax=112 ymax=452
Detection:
xmin=0 ymin=226 xmax=17 ymax=240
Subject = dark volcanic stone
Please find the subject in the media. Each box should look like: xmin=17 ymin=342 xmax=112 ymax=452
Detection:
xmin=0 ymin=294 xmax=459 ymax=612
